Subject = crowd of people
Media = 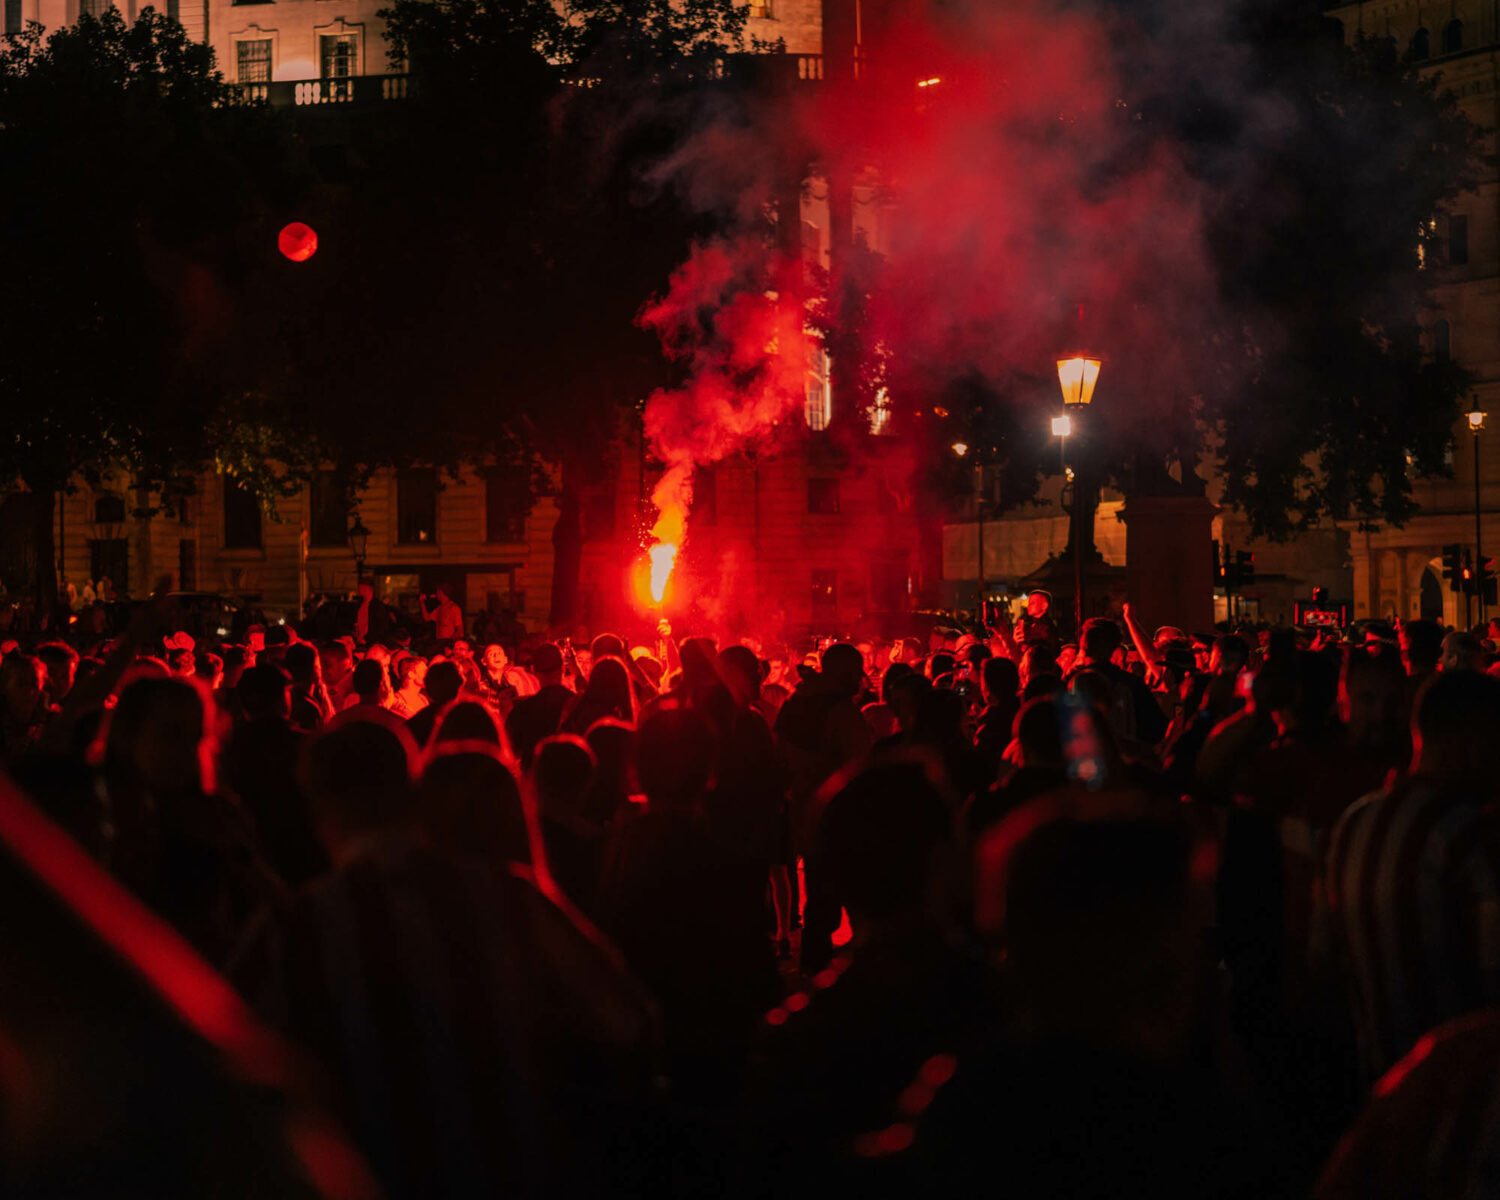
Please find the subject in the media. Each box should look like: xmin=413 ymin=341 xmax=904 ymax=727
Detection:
xmin=3 ymin=579 xmax=1500 ymax=1197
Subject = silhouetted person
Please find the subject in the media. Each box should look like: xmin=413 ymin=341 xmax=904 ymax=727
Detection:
xmin=405 ymin=659 xmax=462 ymax=747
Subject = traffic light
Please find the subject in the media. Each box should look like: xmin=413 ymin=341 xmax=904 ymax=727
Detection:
xmin=1215 ymin=542 xmax=1228 ymax=589
xmin=1235 ymin=551 xmax=1255 ymax=588
xmin=1443 ymin=543 xmax=1464 ymax=592
xmin=1462 ymin=550 xmax=1476 ymax=596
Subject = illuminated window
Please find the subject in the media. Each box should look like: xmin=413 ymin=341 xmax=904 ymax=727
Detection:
xmin=310 ymin=470 xmax=348 ymax=547
xmin=485 ymin=468 xmax=528 ymax=543
xmin=808 ymin=477 xmax=840 ymax=514
xmin=869 ymin=387 xmax=893 ymax=435
xmin=748 ymin=0 xmax=772 ymax=16
xmin=1449 ymin=214 xmax=1468 ymax=266
xmin=223 ymin=478 xmax=262 ymax=550
xmin=4 ymin=0 xmax=21 ymax=35
xmin=321 ymin=33 xmax=357 ymax=98
xmin=396 ymin=468 xmax=437 ymax=545
xmin=1442 ymin=18 xmax=1463 ymax=53
xmin=811 ymin=569 xmax=838 ymax=618
xmin=237 ymin=39 xmax=271 ymax=83
xmin=806 ymin=340 xmax=832 ymax=430
xmin=1410 ymin=26 xmax=1430 ymax=60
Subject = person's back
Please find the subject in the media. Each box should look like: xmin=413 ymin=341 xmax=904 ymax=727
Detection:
xmin=505 ymin=644 xmax=573 ymax=770
xmin=251 ymin=714 xmax=653 ymax=1200
xmin=1327 ymin=670 xmax=1500 ymax=1080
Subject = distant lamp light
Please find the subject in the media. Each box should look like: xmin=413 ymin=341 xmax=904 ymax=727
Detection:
xmin=951 ymin=441 xmax=970 ymax=457
xmin=278 ymin=222 xmax=318 ymax=262
xmin=1051 ymin=414 xmax=1073 ymax=438
xmin=348 ymin=515 xmax=370 ymax=560
xmin=1469 ymin=395 xmax=1487 ymax=433
xmin=1057 ymin=355 xmax=1102 ymax=407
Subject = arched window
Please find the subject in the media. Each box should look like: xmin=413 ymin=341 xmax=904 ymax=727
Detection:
xmin=93 ymin=493 xmax=126 ymax=524
xmin=1434 ymin=319 xmax=1452 ymax=362
xmin=1442 ymin=18 xmax=1463 ymax=53
xmin=1410 ymin=26 xmax=1430 ymax=60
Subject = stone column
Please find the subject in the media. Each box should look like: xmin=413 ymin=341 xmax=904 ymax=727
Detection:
xmin=1120 ymin=495 xmax=1219 ymax=633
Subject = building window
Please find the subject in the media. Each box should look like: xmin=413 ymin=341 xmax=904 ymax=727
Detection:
xmin=1449 ymin=214 xmax=1468 ymax=266
xmin=178 ymin=538 xmax=197 ymax=591
xmin=90 ymin=539 xmax=128 ymax=595
xmin=808 ymin=477 xmax=840 ymax=515
xmin=1434 ymin=318 xmax=1452 ymax=363
xmin=236 ymin=39 xmax=272 ymax=83
xmin=79 ymin=0 xmax=107 ymax=17
xmin=806 ymin=339 xmax=832 ymax=430
xmin=93 ymin=493 xmax=126 ymax=524
xmin=223 ymin=478 xmax=262 ymax=549
xmin=1442 ymin=18 xmax=1463 ymax=53
xmin=396 ymin=468 xmax=437 ymax=545
xmin=749 ymin=0 xmax=772 ymax=17
xmin=485 ymin=468 xmax=528 ymax=543
xmin=811 ymin=569 xmax=838 ymax=618
xmin=695 ymin=466 xmax=718 ymax=526
xmin=309 ymin=470 xmax=348 ymax=547
xmin=4 ymin=0 xmax=22 ymax=36
xmin=1410 ymin=26 xmax=1430 ymax=60
xmin=321 ymin=33 xmax=357 ymax=98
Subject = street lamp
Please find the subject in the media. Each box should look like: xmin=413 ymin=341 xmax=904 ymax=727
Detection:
xmin=348 ymin=515 xmax=371 ymax=586
xmin=953 ymin=441 xmax=986 ymax=621
xmin=1057 ymin=354 xmax=1103 ymax=632
xmin=1470 ymin=395 xmax=1488 ymax=625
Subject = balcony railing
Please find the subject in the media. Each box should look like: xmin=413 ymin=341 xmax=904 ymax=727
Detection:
xmin=232 ymin=73 xmax=412 ymax=108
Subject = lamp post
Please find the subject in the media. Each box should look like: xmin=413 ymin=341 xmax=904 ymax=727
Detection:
xmin=1470 ymin=395 xmax=1488 ymax=626
xmin=953 ymin=441 xmax=984 ymax=620
xmin=1056 ymin=354 xmax=1102 ymax=633
xmin=348 ymin=515 xmax=371 ymax=587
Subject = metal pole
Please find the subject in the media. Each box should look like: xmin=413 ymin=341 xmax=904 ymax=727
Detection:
xmin=1074 ymin=465 xmax=1085 ymax=633
xmin=975 ymin=461 xmax=985 ymax=622
xmin=1477 ymin=429 xmax=1487 ymax=627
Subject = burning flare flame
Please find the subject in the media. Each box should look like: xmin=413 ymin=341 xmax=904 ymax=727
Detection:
xmin=648 ymin=541 xmax=678 ymax=604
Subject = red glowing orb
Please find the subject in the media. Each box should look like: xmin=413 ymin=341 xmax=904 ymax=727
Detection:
xmin=277 ymin=222 xmax=318 ymax=262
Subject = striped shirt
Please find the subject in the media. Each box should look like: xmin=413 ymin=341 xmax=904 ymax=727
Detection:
xmin=1325 ymin=777 xmax=1500 ymax=1080
xmin=241 ymin=840 xmax=655 ymax=1200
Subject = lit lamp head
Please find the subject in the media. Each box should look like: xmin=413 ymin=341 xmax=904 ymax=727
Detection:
xmin=1051 ymin=414 xmax=1073 ymax=438
xmin=952 ymin=441 xmax=970 ymax=457
xmin=1469 ymin=396 xmax=1487 ymax=434
xmin=1057 ymin=355 xmax=1102 ymax=407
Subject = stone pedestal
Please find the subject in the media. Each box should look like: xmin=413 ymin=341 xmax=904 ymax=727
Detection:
xmin=1120 ymin=495 xmax=1219 ymax=634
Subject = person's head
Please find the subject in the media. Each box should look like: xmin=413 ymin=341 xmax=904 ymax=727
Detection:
xmin=1411 ymin=670 xmax=1500 ymax=788
xmin=1019 ymin=645 xmax=1060 ymax=691
xmin=1013 ymin=698 xmax=1064 ymax=769
xmin=351 ymin=658 xmax=390 ymax=705
xmin=0 ymin=653 xmax=44 ymax=723
xmin=397 ymin=656 xmax=427 ymax=692
xmin=1442 ymin=630 xmax=1484 ymax=674
xmin=35 ymin=641 xmax=79 ymax=703
xmin=365 ymin=643 xmax=391 ymax=667
xmin=590 ymin=633 xmax=626 ymax=665
xmin=584 ymin=718 xmax=636 ymax=823
xmin=318 ymin=641 xmax=352 ymax=685
xmin=821 ymin=764 xmax=950 ymax=928
xmin=1079 ymin=618 xmax=1123 ymax=664
xmin=927 ymin=651 xmax=956 ymax=682
xmin=981 ymin=656 xmax=1021 ymax=708
xmin=1401 ymin=618 xmax=1444 ymax=677
xmin=911 ymin=687 xmax=967 ymax=746
xmin=194 ymin=651 xmax=224 ymax=691
xmin=881 ymin=661 xmax=915 ymax=704
xmin=1209 ymin=634 xmax=1250 ymax=677
xmin=236 ymin=662 xmax=292 ymax=721
xmin=450 ymin=638 xmax=471 ymax=660
xmin=531 ymin=643 xmax=564 ymax=687
xmin=418 ymin=741 xmax=530 ymax=864
xmin=482 ymin=643 xmax=508 ymax=674
xmin=531 ymin=734 xmax=597 ymax=823
xmin=821 ymin=642 xmax=865 ymax=698
xmin=284 ymin=641 xmax=319 ymax=687
xmin=1026 ymin=591 xmax=1051 ymax=619
xmin=985 ymin=806 xmax=1205 ymax=1059
xmin=423 ymin=660 xmax=464 ymax=708
xmin=717 ymin=645 xmax=764 ymax=708
xmin=299 ymin=710 xmax=419 ymax=857
xmin=166 ymin=648 xmax=196 ymax=678
xmin=635 ymin=706 xmax=715 ymax=810
xmin=885 ymin=670 xmax=932 ymax=732
xmin=433 ymin=699 xmax=501 ymax=746
xmin=435 ymin=581 xmax=453 ymax=602
xmin=581 ymin=657 xmax=633 ymax=719
xmin=105 ymin=677 xmax=216 ymax=797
